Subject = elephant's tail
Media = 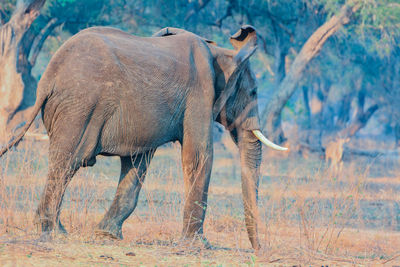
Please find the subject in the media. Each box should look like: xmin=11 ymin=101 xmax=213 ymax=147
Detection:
xmin=0 ymin=93 xmax=48 ymax=158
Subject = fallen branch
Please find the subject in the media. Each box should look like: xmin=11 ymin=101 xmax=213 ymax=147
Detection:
xmin=298 ymin=142 xmax=398 ymax=158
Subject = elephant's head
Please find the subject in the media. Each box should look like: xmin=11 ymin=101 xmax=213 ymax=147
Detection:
xmin=211 ymin=25 xmax=287 ymax=250
xmin=212 ymin=25 xmax=288 ymax=150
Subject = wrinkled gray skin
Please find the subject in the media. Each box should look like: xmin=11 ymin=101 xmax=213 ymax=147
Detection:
xmin=0 ymin=26 xmax=262 ymax=251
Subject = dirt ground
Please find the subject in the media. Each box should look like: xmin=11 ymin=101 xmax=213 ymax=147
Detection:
xmin=1 ymin=228 xmax=399 ymax=266
xmin=1 ymin=137 xmax=400 ymax=266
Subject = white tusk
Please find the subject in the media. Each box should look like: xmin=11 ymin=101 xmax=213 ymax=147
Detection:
xmin=252 ymin=130 xmax=288 ymax=151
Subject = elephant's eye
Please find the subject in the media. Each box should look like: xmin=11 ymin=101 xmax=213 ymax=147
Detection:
xmin=250 ymin=89 xmax=257 ymax=97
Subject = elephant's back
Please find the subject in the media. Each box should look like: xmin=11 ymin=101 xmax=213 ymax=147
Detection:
xmin=41 ymin=26 xmax=197 ymax=101
xmin=39 ymin=27 xmax=195 ymax=151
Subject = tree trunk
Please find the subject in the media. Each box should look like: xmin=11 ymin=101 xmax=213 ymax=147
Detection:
xmin=302 ymin=86 xmax=311 ymax=129
xmin=394 ymin=123 xmax=400 ymax=148
xmin=313 ymin=79 xmax=332 ymax=144
xmin=335 ymin=93 xmax=353 ymax=128
xmin=298 ymin=77 xmax=334 ymax=152
xmin=336 ymin=77 xmax=362 ymax=129
xmin=0 ymin=0 xmax=46 ymax=141
xmin=260 ymin=4 xmax=358 ymax=143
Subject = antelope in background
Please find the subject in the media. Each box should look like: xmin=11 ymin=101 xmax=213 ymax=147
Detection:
xmin=325 ymin=137 xmax=350 ymax=176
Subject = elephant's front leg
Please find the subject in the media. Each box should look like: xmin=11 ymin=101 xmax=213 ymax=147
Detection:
xmin=181 ymin=132 xmax=213 ymax=247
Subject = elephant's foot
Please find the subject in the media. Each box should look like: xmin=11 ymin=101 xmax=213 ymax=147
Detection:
xmin=57 ymin=221 xmax=68 ymax=235
xmin=35 ymin=222 xmax=66 ymax=242
xmin=34 ymin=213 xmax=67 ymax=238
xmin=95 ymin=221 xmax=123 ymax=240
xmin=179 ymin=233 xmax=214 ymax=251
xmin=37 ymin=231 xmax=52 ymax=242
xmin=255 ymin=247 xmax=268 ymax=258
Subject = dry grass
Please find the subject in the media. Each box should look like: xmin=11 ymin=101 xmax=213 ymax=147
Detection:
xmin=0 ymin=136 xmax=400 ymax=266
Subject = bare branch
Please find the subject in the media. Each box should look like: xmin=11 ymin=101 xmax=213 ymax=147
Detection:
xmin=29 ymin=18 xmax=63 ymax=67
xmin=184 ymin=0 xmax=212 ymax=22
xmin=214 ymin=6 xmax=232 ymax=27
xmin=266 ymin=10 xmax=295 ymax=40
xmin=339 ymin=104 xmax=379 ymax=138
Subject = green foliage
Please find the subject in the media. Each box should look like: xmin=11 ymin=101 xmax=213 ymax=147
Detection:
xmin=352 ymin=0 xmax=400 ymax=57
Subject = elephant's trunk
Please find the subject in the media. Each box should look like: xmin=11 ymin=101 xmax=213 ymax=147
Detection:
xmin=238 ymin=129 xmax=262 ymax=251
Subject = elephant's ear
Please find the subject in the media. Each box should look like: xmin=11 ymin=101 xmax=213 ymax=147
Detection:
xmin=213 ymin=25 xmax=258 ymax=119
xmin=230 ymin=25 xmax=258 ymax=65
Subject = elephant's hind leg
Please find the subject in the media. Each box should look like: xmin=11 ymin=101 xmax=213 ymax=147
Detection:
xmin=96 ymin=150 xmax=155 ymax=239
xmin=35 ymin=150 xmax=80 ymax=235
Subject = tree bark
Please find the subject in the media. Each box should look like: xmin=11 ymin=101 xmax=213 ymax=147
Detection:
xmin=0 ymin=0 xmax=46 ymax=141
xmin=260 ymin=3 xmax=358 ymax=143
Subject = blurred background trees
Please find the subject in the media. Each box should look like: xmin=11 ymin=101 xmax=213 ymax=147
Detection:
xmin=0 ymin=0 xmax=106 ymax=139
xmin=0 ymin=0 xmax=399 ymax=152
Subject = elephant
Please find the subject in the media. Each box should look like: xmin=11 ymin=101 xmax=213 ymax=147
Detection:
xmin=0 ymin=25 xmax=287 ymax=252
